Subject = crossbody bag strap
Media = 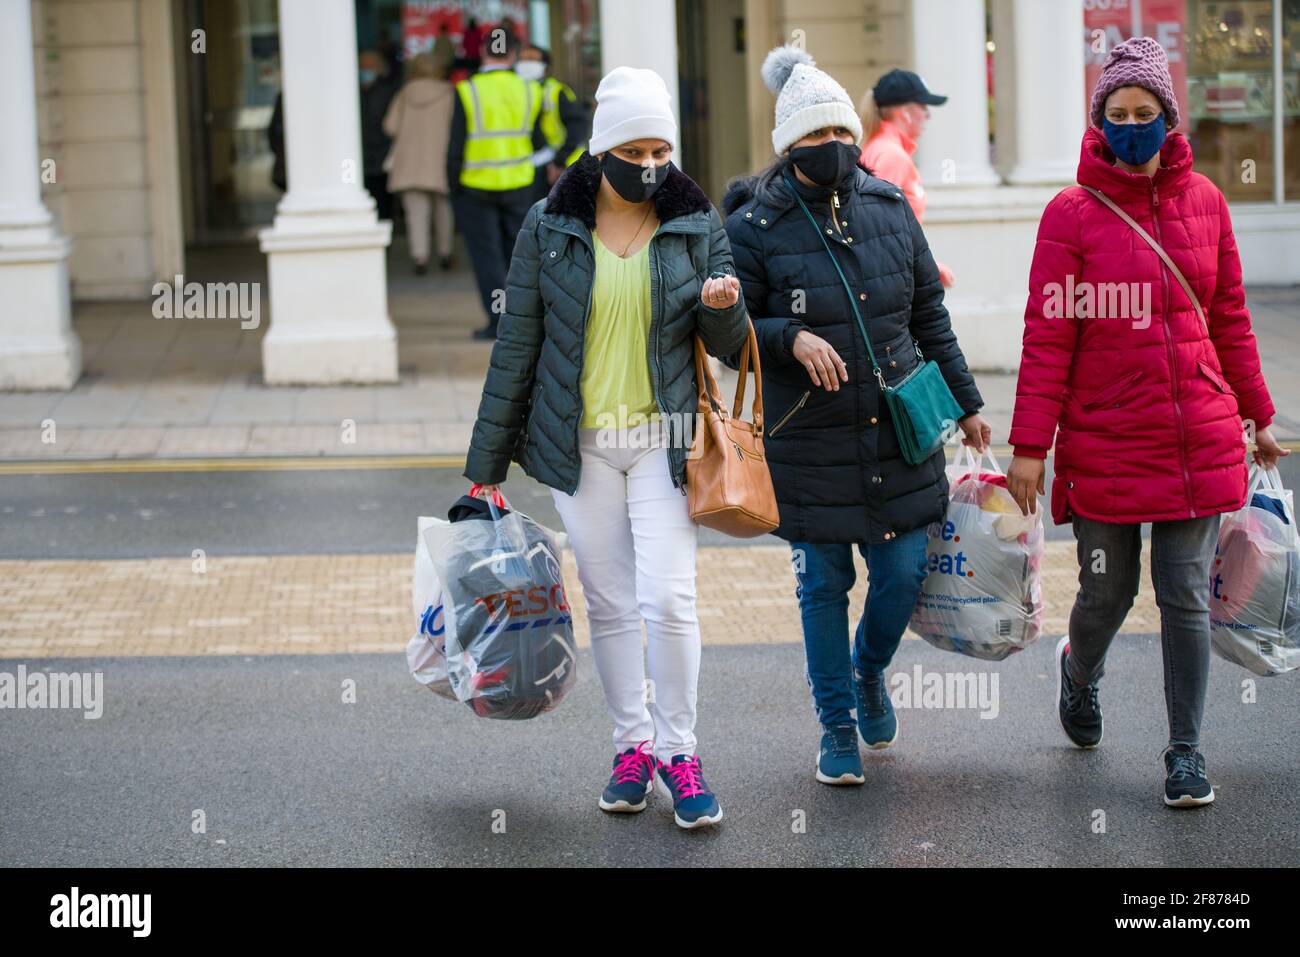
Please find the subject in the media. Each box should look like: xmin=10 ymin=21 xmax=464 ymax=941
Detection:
xmin=787 ymin=178 xmax=889 ymax=392
xmin=1081 ymin=185 xmax=1208 ymax=333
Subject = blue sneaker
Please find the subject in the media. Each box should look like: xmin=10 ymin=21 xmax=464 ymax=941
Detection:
xmin=598 ymin=741 xmax=656 ymax=813
xmin=816 ymin=725 xmax=864 ymax=786
xmin=854 ymin=668 xmax=897 ymax=748
xmin=657 ymin=755 xmax=723 ymax=829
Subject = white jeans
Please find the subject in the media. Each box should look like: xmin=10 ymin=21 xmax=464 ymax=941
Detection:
xmin=550 ymin=425 xmax=701 ymax=762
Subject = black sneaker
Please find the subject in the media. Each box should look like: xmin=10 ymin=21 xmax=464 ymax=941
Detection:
xmin=1164 ymin=747 xmax=1215 ymax=808
xmin=1055 ymin=636 xmax=1103 ymax=748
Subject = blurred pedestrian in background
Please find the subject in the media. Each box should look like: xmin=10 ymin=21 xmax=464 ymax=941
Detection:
xmin=858 ymin=69 xmax=954 ymax=286
xmin=447 ymin=27 xmax=544 ymax=339
xmin=517 ymin=44 xmax=588 ymax=203
xmin=359 ymin=49 xmax=398 ymax=222
xmin=384 ymin=53 xmax=456 ymax=274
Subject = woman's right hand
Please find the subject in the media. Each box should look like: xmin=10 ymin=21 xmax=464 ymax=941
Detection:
xmin=792 ymin=330 xmax=849 ymax=391
xmin=1007 ymin=456 xmax=1045 ymax=516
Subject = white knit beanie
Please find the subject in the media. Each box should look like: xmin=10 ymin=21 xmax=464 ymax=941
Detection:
xmin=762 ymin=46 xmax=863 ymax=155
xmin=588 ymin=66 xmax=677 ymax=155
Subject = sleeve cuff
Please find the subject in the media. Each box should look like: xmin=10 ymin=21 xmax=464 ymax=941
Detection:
xmin=1013 ymin=445 xmax=1049 ymax=460
xmin=782 ymin=321 xmax=807 ymax=357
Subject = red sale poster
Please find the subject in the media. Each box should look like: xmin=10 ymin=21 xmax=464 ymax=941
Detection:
xmin=1083 ymin=0 xmax=1189 ymax=131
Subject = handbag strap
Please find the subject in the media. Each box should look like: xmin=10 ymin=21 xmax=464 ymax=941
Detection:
xmin=787 ymin=178 xmax=890 ymax=392
xmin=694 ymin=320 xmax=765 ymax=429
xmin=1081 ymin=185 xmax=1208 ymax=333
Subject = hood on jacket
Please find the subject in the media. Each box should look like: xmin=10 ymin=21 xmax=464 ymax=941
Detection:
xmin=544 ymin=151 xmax=713 ymax=229
xmin=1077 ymin=125 xmax=1193 ymax=201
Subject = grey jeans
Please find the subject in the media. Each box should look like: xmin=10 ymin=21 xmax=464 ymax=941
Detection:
xmin=1066 ymin=514 xmax=1219 ymax=748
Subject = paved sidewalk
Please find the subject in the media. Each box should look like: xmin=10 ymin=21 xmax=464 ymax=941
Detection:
xmin=0 ymin=539 xmax=1150 ymax=658
xmin=2 ymin=242 xmax=1295 ymax=460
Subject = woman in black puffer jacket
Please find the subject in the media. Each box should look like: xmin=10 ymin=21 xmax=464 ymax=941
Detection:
xmin=724 ymin=46 xmax=990 ymax=786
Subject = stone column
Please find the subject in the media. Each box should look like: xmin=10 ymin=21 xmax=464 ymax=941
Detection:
xmin=0 ymin=0 xmax=79 ymax=390
xmin=257 ymin=0 xmax=397 ymax=384
xmin=910 ymin=0 xmax=1000 ymax=188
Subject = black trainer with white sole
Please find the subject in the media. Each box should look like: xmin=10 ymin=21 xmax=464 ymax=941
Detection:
xmin=1055 ymin=635 xmax=1103 ymax=749
xmin=1164 ymin=747 xmax=1215 ymax=807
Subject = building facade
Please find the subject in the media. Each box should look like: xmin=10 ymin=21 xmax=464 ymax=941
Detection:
xmin=2 ymin=0 xmax=1296 ymax=388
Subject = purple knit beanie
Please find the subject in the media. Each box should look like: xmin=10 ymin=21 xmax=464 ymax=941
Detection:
xmin=1089 ymin=36 xmax=1179 ymax=128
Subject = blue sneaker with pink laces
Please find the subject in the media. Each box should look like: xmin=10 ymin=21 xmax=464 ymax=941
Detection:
xmin=657 ymin=754 xmax=723 ymax=829
xmin=599 ymin=741 xmax=657 ymax=813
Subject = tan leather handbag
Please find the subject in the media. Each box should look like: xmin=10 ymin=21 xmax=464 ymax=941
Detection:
xmin=686 ymin=323 xmax=780 ymax=537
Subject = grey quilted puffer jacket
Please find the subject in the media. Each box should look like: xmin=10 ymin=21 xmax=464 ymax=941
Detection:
xmin=464 ymin=153 xmax=750 ymax=494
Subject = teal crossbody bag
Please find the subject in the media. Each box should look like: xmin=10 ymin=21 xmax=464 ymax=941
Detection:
xmin=788 ymin=181 xmax=964 ymax=466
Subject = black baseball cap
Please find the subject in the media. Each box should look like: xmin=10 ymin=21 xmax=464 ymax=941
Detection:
xmin=873 ymin=69 xmax=948 ymax=108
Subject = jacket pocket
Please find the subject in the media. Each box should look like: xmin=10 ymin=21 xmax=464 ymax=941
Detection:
xmin=767 ymin=389 xmax=811 ymax=437
xmin=1079 ymin=370 xmax=1142 ymax=410
xmin=1196 ymin=359 xmax=1232 ymax=394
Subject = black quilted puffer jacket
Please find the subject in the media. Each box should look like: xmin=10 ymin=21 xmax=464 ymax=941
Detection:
xmin=464 ymin=152 xmax=750 ymax=494
xmin=722 ymin=164 xmax=983 ymax=544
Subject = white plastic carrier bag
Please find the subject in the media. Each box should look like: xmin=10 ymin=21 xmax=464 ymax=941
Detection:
xmin=423 ymin=485 xmax=577 ymax=719
xmin=908 ymin=446 xmax=1045 ymax=660
xmin=1209 ymin=464 xmax=1300 ymax=676
xmin=405 ymin=515 xmax=457 ymax=700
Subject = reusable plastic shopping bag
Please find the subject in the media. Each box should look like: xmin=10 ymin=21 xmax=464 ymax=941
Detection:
xmin=423 ymin=485 xmax=577 ymax=719
xmin=405 ymin=515 xmax=457 ymax=700
xmin=1209 ymin=465 xmax=1300 ymax=676
xmin=909 ymin=446 xmax=1045 ymax=660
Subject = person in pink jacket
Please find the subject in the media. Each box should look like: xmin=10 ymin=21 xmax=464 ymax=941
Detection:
xmin=1006 ymin=38 xmax=1288 ymax=808
xmin=858 ymin=69 xmax=954 ymax=286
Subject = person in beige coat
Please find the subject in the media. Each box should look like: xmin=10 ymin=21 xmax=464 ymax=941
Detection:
xmin=383 ymin=53 xmax=456 ymax=272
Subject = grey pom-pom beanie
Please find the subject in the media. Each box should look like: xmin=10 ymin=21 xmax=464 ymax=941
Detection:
xmin=762 ymin=45 xmax=863 ymax=155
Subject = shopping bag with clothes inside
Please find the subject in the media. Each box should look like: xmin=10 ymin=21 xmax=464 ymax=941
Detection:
xmin=908 ymin=446 xmax=1045 ymax=660
xmin=405 ymin=515 xmax=457 ymax=700
xmin=423 ymin=485 xmax=577 ymax=719
xmin=1209 ymin=464 xmax=1300 ymax=676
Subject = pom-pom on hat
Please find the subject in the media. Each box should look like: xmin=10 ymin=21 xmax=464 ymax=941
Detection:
xmin=762 ymin=45 xmax=863 ymax=155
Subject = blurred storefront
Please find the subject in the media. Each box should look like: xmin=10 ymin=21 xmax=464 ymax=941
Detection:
xmin=5 ymin=0 xmax=1298 ymax=389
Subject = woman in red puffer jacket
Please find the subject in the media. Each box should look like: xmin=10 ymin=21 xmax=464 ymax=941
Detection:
xmin=1006 ymin=37 xmax=1287 ymax=809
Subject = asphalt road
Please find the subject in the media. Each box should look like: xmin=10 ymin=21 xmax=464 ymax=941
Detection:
xmin=1 ymin=634 xmax=1295 ymax=867
xmin=4 ymin=453 xmax=1300 ymax=559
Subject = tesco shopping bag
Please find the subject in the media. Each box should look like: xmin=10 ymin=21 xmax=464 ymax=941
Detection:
xmin=405 ymin=515 xmax=457 ymax=700
xmin=1209 ymin=465 xmax=1300 ymax=676
xmin=423 ymin=485 xmax=577 ymax=719
xmin=909 ymin=446 xmax=1045 ymax=660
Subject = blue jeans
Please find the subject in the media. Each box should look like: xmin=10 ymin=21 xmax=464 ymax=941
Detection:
xmin=791 ymin=530 xmax=929 ymax=728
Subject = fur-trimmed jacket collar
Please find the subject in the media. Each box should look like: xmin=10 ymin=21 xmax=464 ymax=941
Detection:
xmin=543 ymin=152 xmax=714 ymax=229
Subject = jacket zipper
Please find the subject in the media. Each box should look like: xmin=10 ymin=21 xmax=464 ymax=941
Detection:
xmin=1150 ymin=184 xmax=1196 ymax=519
xmin=768 ymin=390 xmax=810 ymax=437
xmin=649 ymin=236 xmax=686 ymax=494
xmin=565 ymin=227 xmax=595 ymax=496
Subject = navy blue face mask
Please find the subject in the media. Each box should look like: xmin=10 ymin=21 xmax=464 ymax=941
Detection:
xmin=1102 ymin=114 xmax=1167 ymax=166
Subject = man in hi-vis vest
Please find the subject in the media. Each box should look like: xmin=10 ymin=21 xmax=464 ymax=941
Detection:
xmin=447 ymin=27 xmax=544 ymax=340
xmin=517 ymin=44 xmax=588 ymax=204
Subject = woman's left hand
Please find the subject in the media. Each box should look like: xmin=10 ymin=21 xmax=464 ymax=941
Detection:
xmin=1252 ymin=425 xmax=1290 ymax=470
xmin=958 ymin=412 xmax=992 ymax=453
xmin=701 ymin=275 xmax=740 ymax=310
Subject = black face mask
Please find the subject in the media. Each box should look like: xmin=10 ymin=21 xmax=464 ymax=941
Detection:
xmin=789 ymin=140 xmax=861 ymax=187
xmin=601 ymin=152 xmax=673 ymax=203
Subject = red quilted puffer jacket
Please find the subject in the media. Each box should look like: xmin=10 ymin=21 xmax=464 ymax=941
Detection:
xmin=1010 ymin=126 xmax=1274 ymax=526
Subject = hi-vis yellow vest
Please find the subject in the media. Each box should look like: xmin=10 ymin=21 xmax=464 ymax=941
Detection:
xmin=541 ymin=77 xmax=584 ymax=168
xmin=456 ymin=70 xmax=541 ymax=191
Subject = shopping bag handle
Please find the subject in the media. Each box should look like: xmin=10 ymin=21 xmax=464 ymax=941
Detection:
xmin=1246 ymin=463 xmax=1285 ymax=498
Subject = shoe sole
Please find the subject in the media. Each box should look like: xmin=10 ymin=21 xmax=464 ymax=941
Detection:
xmin=861 ymin=729 xmax=897 ymax=750
xmin=815 ymin=762 xmax=865 ymax=786
xmin=598 ymin=778 xmax=653 ymax=814
xmin=1056 ymin=635 xmax=1101 ymax=750
xmin=1164 ymin=788 xmax=1216 ymax=808
xmin=673 ymin=807 xmax=724 ymax=829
